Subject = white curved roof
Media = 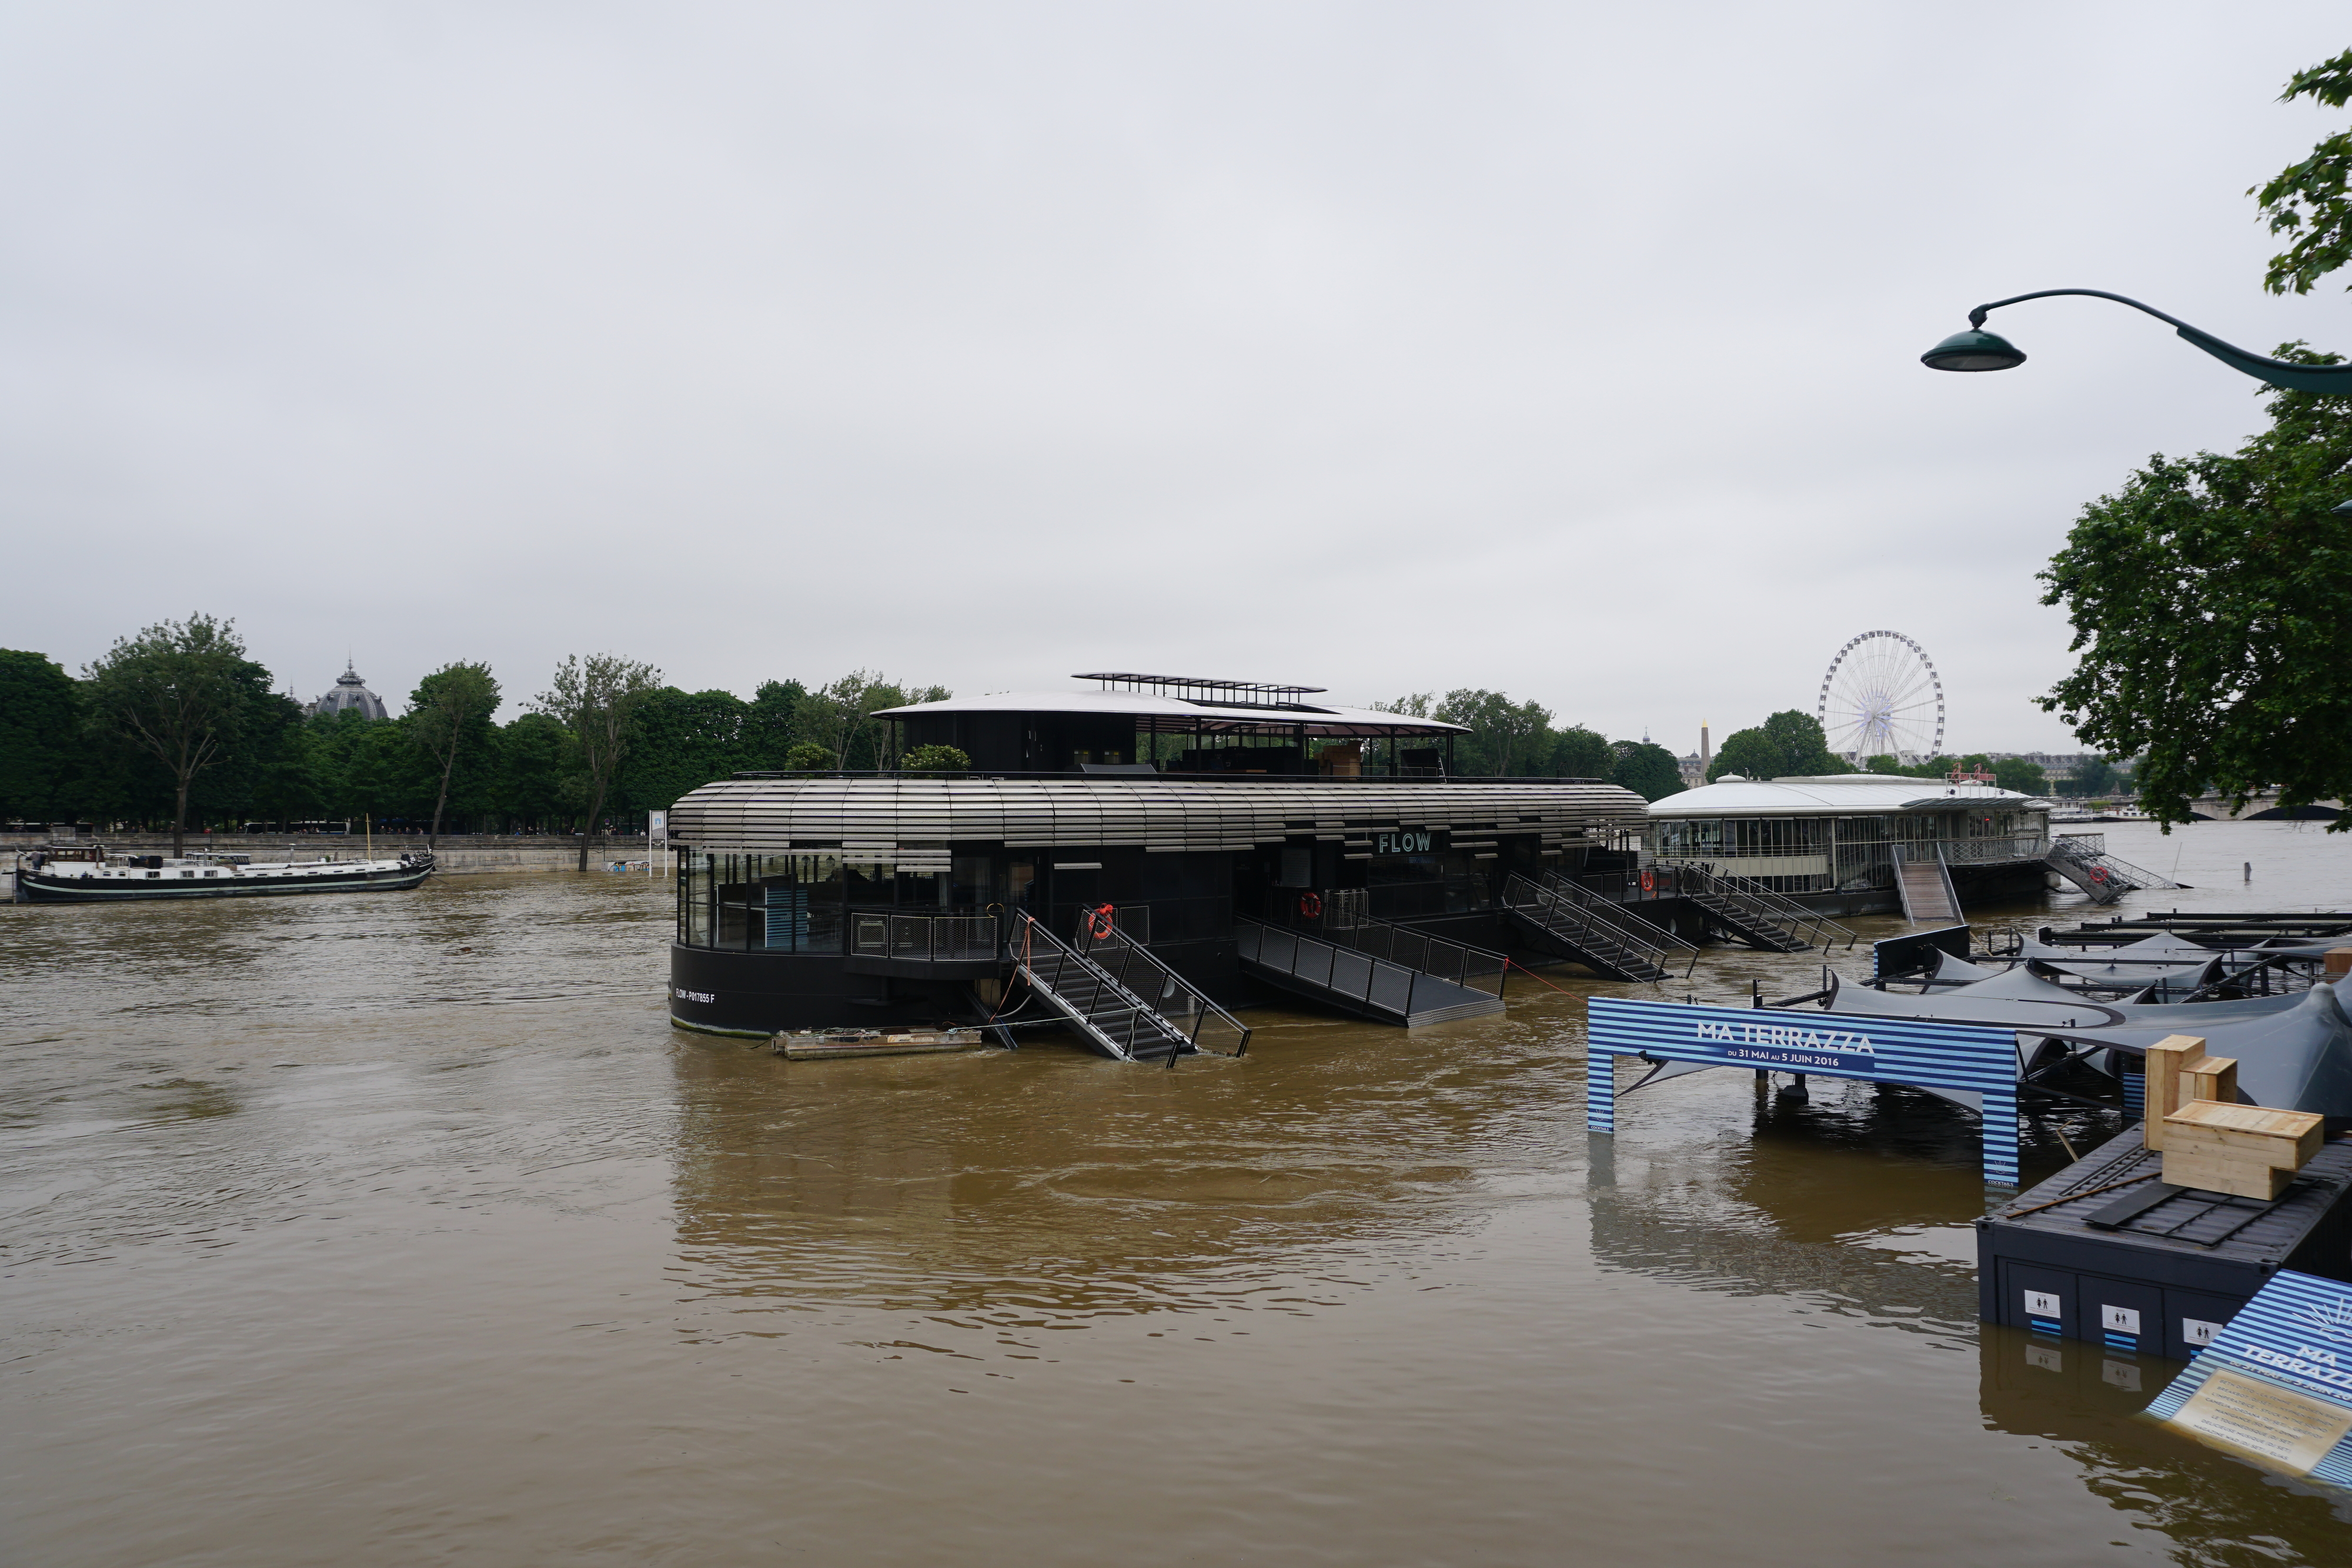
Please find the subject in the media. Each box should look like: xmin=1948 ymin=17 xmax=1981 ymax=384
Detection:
xmin=1648 ymin=774 xmax=2034 ymax=818
xmin=874 ymin=689 xmax=1466 ymax=738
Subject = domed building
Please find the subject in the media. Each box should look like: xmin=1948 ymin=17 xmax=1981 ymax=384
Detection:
xmin=306 ymin=661 xmax=389 ymax=721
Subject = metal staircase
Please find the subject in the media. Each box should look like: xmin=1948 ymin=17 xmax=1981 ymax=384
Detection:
xmin=1892 ymin=845 xmax=1963 ymax=924
xmin=1235 ymin=917 xmax=1505 ymax=1026
xmin=2043 ymin=833 xmax=2184 ymax=906
xmin=1010 ymin=913 xmax=1248 ymax=1063
xmin=1502 ymin=873 xmax=1694 ymax=982
xmin=1661 ymin=865 xmax=1853 ymax=953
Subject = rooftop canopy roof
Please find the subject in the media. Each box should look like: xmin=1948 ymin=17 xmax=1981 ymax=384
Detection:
xmin=875 ymin=680 xmax=1466 ymax=738
xmin=1646 ymin=773 xmax=2035 ymax=818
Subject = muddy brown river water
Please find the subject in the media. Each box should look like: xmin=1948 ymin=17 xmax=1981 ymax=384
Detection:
xmin=6 ymin=822 xmax=2352 ymax=1564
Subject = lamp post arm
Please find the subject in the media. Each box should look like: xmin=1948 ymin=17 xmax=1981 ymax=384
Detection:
xmin=1967 ymin=288 xmax=2352 ymax=395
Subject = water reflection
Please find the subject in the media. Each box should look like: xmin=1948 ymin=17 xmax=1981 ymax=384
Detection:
xmin=1977 ymin=1328 xmax=2352 ymax=1550
xmin=660 ymin=1028 xmax=1504 ymax=1326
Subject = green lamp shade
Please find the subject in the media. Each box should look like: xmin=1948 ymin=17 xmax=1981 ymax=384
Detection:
xmin=1921 ymin=329 xmax=2026 ymax=372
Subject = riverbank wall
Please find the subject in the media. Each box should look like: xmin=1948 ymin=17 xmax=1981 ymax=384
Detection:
xmin=1 ymin=833 xmax=656 ymax=876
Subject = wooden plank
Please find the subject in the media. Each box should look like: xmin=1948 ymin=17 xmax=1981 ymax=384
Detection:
xmin=2160 ymin=1148 xmax=2294 ymax=1201
xmin=2141 ymin=1035 xmax=2207 ymax=1150
xmin=2164 ymin=1099 xmax=2327 ymax=1168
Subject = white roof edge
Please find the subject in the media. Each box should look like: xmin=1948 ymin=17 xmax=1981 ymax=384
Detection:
xmin=873 ymin=689 xmax=1469 ymax=734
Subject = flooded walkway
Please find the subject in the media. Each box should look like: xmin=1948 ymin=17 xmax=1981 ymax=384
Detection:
xmin=5 ymin=823 xmax=2350 ymax=1564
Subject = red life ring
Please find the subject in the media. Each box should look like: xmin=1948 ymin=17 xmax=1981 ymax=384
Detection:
xmin=2088 ymin=865 xmax=2109 ymax=884
xmin=1639 ymin=869 xmax=1655 ymax=893
xmin=1088 ymin=903 xmax=1116 ymax=940
xmin=1298 ymin=891 xmax=1322 ymax=918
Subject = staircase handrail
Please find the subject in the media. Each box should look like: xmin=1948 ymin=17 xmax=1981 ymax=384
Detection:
xmin=1011 ymin=913 xmax=1192 ymax=1062
xmin=2042 ymin=835 xmax=2184 ymax=891
xmin=1534 ymin=865 xmax=1703 ymax=964
xmin=1506 ymin=872 xmax=1693 ymax=980
xmin=1686 ymin=863 xmax=1857 ymax=950
xmin=1289 ymin=898 xmax=1509 ymax=997
xmin=1071 ymin=917 xmax=1251 ymax=1056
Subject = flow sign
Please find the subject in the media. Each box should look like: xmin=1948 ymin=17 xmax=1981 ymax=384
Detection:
xmin=1586 ymin=996 xmax=2022 ymax=1186
xmin=2146 ymin=1271 xmax=2352 ymax=1487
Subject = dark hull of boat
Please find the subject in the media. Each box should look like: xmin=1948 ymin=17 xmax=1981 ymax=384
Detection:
xmin=14 ymin=865 xmax=435 ymax=903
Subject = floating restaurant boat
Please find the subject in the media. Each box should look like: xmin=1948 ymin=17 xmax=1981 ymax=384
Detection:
xmin=11 ymin=841 xmax=435 ymax=902
xmin=664 ymin=671 xmax=1658 ymax=1055
xmin=1641 ymin=774 xmax=2180 ymax=920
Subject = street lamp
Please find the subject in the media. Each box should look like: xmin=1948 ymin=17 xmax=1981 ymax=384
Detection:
xmin=1922 ymin=288 xmax=2352 ymax=392
xmin=1922 ymin=288 xmax=2352 ymax=514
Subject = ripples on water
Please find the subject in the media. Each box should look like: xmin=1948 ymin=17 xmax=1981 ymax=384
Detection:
xmin=4 ymin=823 xmax=2351 ymax=1564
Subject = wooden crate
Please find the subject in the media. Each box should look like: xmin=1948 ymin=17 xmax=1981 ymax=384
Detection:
xmin=2164 ymin=1098 xmax=2327 ymax=1169
xmin=2158 ymin=1148 xmax=2296 ymax=1201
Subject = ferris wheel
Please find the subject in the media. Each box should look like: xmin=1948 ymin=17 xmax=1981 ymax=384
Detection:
xmin=1816 ymin=630 xmax=1944 ymax=763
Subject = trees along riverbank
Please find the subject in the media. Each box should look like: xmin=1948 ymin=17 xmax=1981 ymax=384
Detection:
xmin=0 ymin=629 xmax=951 ymax=840
xmin=1373 ymin=689 xmax=1686 ymax=801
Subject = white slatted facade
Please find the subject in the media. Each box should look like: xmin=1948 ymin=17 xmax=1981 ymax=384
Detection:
xmin=669 ymin=777 xmax=1648 ymax=860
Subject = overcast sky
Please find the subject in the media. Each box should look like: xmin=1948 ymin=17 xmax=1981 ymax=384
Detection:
xmin=5 ymin=2 xmax=2347 ymax=754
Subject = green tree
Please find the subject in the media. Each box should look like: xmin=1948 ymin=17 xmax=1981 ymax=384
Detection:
xmin=407 ymin=662 xmax=501 ymax=846
xmin=1435 ymin=689 xmax=1553 ymax=775
xmin=1549 ymin=725 xmax=1614 ymax=780
xmin=621 ymin=688 xmax=749 ymax=809
xmin=1707 ymin=709 xmax=1842 ymax=782
xmin=2058 ymin=756 xmax=2120 ymax=798
xmin=0 ymin=651 xmax=81 ymax=824
xmin=902 ymin=743 xmax=971 ymax=773
xmin=2253 ymin=49 xmax=2352 ymax=297
xmin=1992 ymin=758 xmax=2049 ymax=795
xmin=743 ymin=679 xmax=806 ymax=769
xmin=493 ymin=713 xmax=574 ymax=832
xmin=534 ymin=654 xmax=663 ymax=869
xmin=81 ymin=614 xmax=265 ymax=854
xmin=799 ymin=673 xmax=946 ymax=769
xmin=781 ymin=741 xmax=833 ymax=772
xmin=2039 ymin=357 xmax=2352 ymax=825
xmin=1609 ymin=740 xmax=1685 ymax=801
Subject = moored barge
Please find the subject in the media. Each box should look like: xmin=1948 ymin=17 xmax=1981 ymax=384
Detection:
xmin=13 ymin=842 xmax=435 ymax=902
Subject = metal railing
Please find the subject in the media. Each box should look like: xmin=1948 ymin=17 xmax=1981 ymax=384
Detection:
xmin=848 ymin=910 xmax=1002 ymax=962
xmin=1936 ymin=834 xmax=2053 ymax=867
xmin=2046 ymin=834 xmax=2183 ymax=891
xmin=1233 ymin=919 xmax=1504 ymax=1025
xmin=1506 ymin=872 xmax=1696 ymax=979
xmin=1069 ymin=915 xmax=1251 ymax=1057
xmin=1289 ymin=888 xmax=1506 ymax=996
xmin=1665 ymin=864 xmax=1857 ymax=951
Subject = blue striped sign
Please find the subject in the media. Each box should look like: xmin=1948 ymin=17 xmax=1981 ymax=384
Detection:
xmin=2145 ymin=1271 xmax=2352 ymax=1488
xmin=1587 ymin=996 xmax=2022 ymax=1186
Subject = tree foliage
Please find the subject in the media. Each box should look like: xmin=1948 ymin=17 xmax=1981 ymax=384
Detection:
xmin=534 ymin=654 xmax=664 ymax=869
xmin=407 ymin=661 xmax=500 ymax=845
xmin=2253 ymin=49 xmax=2352 ymax=296
xmin=902 ymin=744 xmax=971 ymax=773
xmin=1707 ymin=710 xmax=1841 ymax=781
xmin=81 ymin=614 xmax=269 ymax=854
xmin=1991 ymin=757 xmax=2049 ymax=796
xmin=0 ymin=650 xmax=82 ymax=822
xmin=2039 ymin=362 xmax=2352 ymax=825
xmin=1609 ymin=741 xmax=1685 ymax=801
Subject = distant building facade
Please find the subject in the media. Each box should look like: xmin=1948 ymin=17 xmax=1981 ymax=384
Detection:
xmin=305 ymin=663 xmax=389 ymax=721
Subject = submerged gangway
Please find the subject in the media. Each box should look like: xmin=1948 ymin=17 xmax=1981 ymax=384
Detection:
xmin=1502 ymin=872 xmax=1694 ymax=982
xmin=2043 ymin=833 xmax=2183 ymax=905
xmin=1010 ymin=912 xmax=1250 ymax=1064
xmin=1235 ymin=910 xmax=1505 ymax=1027
xmin=1669 ymin=865 xmax=1854 ymax=952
